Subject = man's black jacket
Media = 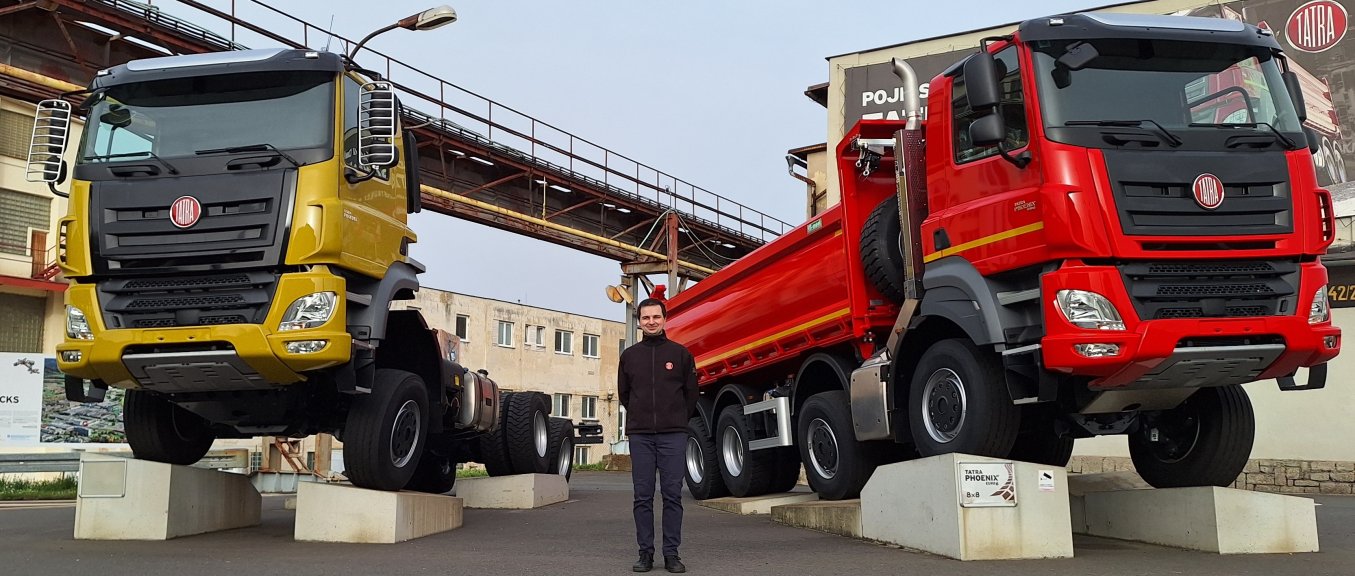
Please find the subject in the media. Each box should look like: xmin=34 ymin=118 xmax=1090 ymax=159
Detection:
xmin=618 ymin=332 xmax=698 ymax=434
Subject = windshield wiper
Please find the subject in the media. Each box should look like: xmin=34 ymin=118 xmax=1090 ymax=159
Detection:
xmin=1065 ymin=119 xmax=1182 ymax=147
xmin=82 ymin=150 xmax=180 ymax=175
xmin=1188 ymin=122 xmax=1299 ymax=150
xmin=195 ymin=143 xmax=300 ymax=167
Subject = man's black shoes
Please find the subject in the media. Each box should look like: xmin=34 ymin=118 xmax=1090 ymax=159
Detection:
xmin=664 ymin=556 xmax=687 ymax=573
xmin=633 ymin=551 xmax=654 ymax=572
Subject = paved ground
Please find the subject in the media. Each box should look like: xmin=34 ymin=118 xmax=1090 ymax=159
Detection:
xmin=2 ymin=471 xmax=1352 ymax=575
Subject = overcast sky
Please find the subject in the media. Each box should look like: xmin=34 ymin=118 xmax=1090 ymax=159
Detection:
xmin=146 ymin=0 xmax=1112 ymax=320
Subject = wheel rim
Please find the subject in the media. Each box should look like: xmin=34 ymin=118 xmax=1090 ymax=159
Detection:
xmin=1143 ymin=401 xmax=1203 ymax=464
xmin=686 ymin=436 xmax=705 ymax=483
xmin=534 ymin=412 xmax=549 ymax=458
xmin=721 ymin=425 xmax=745 ymax=478
xmin=558 ymin=438 xmax=574 ymax=476
xmin=921 ymin=368 xmax=967 ymax=444
xmin=390 ymin=399 xmax=422 ymax=468
xmin=807 ymin=417 xmax=839 ymax=480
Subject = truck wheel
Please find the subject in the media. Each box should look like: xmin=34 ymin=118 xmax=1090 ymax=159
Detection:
xmin=124 ymin=389 xmax=215 ymax=465
xmin=685 ymin=416 xmax=728 ymax=500
xmin=476 ymin=391 xmax=516 ymax=476
xmin=342 ymin=369 xmax=429 ymax=491
xmin=405 ymin=450 xmax=456 ymax=494
xmin=507 ymin=392 xmax=552 ymax=474
xmin=1007 ymin=407 xmax=1074 ymax=467
xmin=1128 ymin=386 xmax=1254 ymax=489
xmin=716 ymin=404 xmax=777 ymax=497
xmin=767 ymin=448 xmax=802 ymax=494
xmin=908 ymin=339 xmax=1020 ymax=458
xmin=860 ymin=195 xmax=907 ymax=303
xmin=797 ymin=390 xmax=879 ymax=500
xmin=547 ymin=417 xmax=574 ymax=482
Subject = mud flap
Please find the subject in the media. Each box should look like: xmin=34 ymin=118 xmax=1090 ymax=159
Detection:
xmin=1276 ymin=363 xmax=1327 ymax=391
xmin=64 ymin=375 xmax=107 ymax=403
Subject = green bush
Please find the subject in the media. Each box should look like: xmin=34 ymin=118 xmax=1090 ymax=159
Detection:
xmin=0 ymin=475 xmax=78 ymax=501
xmin=573 ymin=462 xmax=608 ymax=472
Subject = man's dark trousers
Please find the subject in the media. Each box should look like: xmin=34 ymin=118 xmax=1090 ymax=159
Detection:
xmin=631 ymin=431 xmax=686 ymax=557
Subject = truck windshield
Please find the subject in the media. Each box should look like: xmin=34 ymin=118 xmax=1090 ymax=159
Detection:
xmin=78 ymin=70 xmax=333 ymax=164
xmin=1032 ymin=38 xmax=1303 ymax=145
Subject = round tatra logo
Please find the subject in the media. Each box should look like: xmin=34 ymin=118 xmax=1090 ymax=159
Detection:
xmin=665 ymin=362 xmax=674 ymax=371
xmin=1192 ymin=173 xmax=1225 ymax=210
xmin=1286 ymin=0 xmax=1349 ymax=53
xmin=170 ymin=196 xmax=202 ymax=228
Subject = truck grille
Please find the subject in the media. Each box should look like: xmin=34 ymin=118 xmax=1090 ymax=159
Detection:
xmin=99 ymin=271 xmax=278 ymax=329
xmin=1119 ymin=260 xmax=1299 ymax=321
xmin=1102 ymin=149 xmax=1293 ymax=238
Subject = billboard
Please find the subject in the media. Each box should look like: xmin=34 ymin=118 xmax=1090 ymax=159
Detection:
xmin=840 ymin=0 xmax=1355 ymax=211
xmin=40 ymin=358 xmax=126 ymax=443
xmin=0 ymin=352 xmax=44 ymax=445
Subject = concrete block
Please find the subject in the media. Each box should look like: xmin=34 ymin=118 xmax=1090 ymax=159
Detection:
xmin=1067 ymin=471 xmax=1151 ymax=533
xmin=293 ymin=482 xmax=462 ymax=543
xmin=771 ymin=499 xmax=862 ymax=538
xmin=74 ymin=453 xmax=260 ymax=540
xmin=1080 ymin=486 xmax=1318 ymax=554
xmin=700 ymin=492 xmax=818 ymax=515
xmin=860 ymin=454 xmax=1073 ymax=560
xmin=454 ymin=473 xmax=568 ymax=509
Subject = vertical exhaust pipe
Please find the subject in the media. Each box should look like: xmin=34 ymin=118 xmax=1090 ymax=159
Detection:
xmin=891 ymin=58 xmax=921 ymax=130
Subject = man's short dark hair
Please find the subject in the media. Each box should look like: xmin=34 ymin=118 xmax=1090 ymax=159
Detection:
xmin=636 ymin=298 xmax=667 ymax=318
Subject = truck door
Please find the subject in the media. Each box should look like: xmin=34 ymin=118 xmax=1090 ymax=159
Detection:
xmin=926 ymin=45 xmax=1044 ymax=272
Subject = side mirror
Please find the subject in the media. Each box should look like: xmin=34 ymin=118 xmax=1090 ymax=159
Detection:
xmin=970 ymin=114 xmax=1006 ymax=148
xmin=1305 ymin=125 xmax=1320 ymax=154
xmin=963 ymin=53 xmax=1002 ymax=111
xmin=26 ymin=99 xmax=73 ymax=186
xmin=1283 ymin=70 xmax=1307 ymax=123
xmin=358 ymin=81 xmax=399 ymax=169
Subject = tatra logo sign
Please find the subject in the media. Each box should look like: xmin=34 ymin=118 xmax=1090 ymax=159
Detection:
xmin=1287 ymin=0 xmax=1348 ymax=53
xmin=170 ymin=196 xmax=203 ymax=228
xmin=1193 ymin=173 xmax=1225 ymax=210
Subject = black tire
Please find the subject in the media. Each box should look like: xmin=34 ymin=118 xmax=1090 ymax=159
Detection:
xmin=123 ymin=389 xmax=215 ymax=466
xmin=798 ymin=390 xmax=879 ymax=500
xmin=860 ymin=195 xmax=906 ymax=303
xmin=1008 ymin=407 xmax=1074 ymax=467
xmin=1129 ymin=386 xmax=1255 ymax=488
xmin=685 ymin=416 xmax=728 ymax=500
xmin=547 ymin=417 xmax=574 ymax=482
xmin=405 ymin=450 xmax=456 ymax=494
xmin=715 ymin=404 xmax=778 ymax=498
xmin=907 ymin=339 xmax=1020 ymax=458
xmin=343 ymin=369 xmax=429 ymax=491
xmin=507 ymin=392 xmax=552 ymax=474
xmin=767 ymin=448 xmax=802 ymax=494
xmin=476 ymin=391 xmax=516 ymax=476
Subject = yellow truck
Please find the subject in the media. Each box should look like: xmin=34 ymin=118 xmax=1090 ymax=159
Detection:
xmin=24 ymin=8 xmax=579 ymax=491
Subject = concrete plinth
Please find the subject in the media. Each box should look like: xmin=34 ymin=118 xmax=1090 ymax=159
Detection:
xmin=455 ymin=473 xmax=568 ymax=509
xmin=1077 ymin=485 xmax=1319 ymax=553
xmin=771 ymin=499 xmax=862 ymax=538
xmin=700 ymin=492 xmax=818 ymax=515
xmin=293 ymin=482 xmax=463 ymax=543
xmin=860 ymin=454 xmax=1073 ymax=560
xmin=74 ymin=453 xmax=261 ymax=540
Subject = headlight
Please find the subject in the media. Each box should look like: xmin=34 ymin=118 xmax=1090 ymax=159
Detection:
xmin=1310 ymin=286 xmax=1330 ymax=324
xmin=1055 ymin=289 xmax=1126 ymax=331
xmin=66 ymin=306 xmax=93 ymax=340
xmin=278 ymin=292 xmax=337 ymax=331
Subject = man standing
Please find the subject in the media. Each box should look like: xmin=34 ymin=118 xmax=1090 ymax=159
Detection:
xmin=619 ymin=297 xmax=698 ymax=573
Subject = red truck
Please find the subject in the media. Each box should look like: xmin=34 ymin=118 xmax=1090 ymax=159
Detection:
xmin=668 ymin=12 xmax=1342 ymax=501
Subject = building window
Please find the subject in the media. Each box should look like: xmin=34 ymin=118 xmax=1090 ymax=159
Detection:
xmin=618 ymin=406 xmax=627 ymax=441
xmin=581 ymin=395 xmax=597 ymax=420
xmin=553 ymin=393 xmax=571 ymax=418
xmin=0 ymin=109 xmax=36 ymax=160
xmin=527 ymin=325 xmax=545 ymax=348
xmin=496 ymin=320 xmax=514 ymax=347
xmin=0 ymin=293 xmax=46 ymax=353
xmin=455 ymin=314 xmax=470 ymax=341
xmin=574 ymin=445 xmax=591 ymax=466
xmin=0 ymin=189 xmax=52 ymax=257
xmin=582 ymin=333 xmax=600 ymax=358
xmin=554 ymin=330 xmax=573 ymax=355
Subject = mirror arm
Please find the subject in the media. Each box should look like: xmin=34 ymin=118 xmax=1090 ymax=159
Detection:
xmin=48 ymin=182 xmax=69 ymax=198
xmin=997 ymin=143 xmax=1031 ymax=169
xmin=345 ymin=167 xmax=379 ymax=185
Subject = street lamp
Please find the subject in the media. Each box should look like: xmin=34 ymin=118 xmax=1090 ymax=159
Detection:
xmin=348 ymin=5 xmax=458 ymax=59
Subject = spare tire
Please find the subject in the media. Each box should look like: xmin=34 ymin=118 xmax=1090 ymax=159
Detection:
xmin=860 ymin=195 xmax=907 ymax=303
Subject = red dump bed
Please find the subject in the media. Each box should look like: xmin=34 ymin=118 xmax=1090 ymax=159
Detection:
xmin=666 ymin=120 xmax=910 ymax=388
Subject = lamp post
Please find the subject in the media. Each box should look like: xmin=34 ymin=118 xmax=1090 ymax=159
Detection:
xmin=348 ymin=5 xmax=457 ymax=59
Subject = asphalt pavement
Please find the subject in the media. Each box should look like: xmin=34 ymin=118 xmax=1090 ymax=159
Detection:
xmin=2 ymin=471 xmax=1352 ymax=576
